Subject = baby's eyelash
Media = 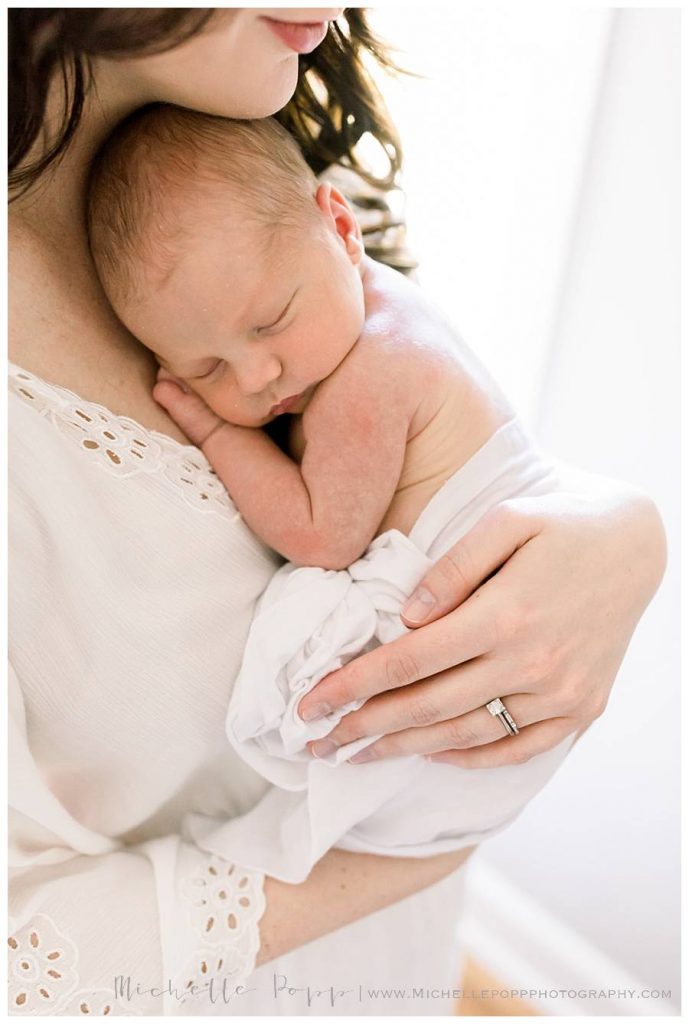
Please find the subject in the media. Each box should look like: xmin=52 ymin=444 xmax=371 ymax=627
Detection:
xmin=256 ymin=318 xmax=283 ymax=335
xmin=256 ymin=290 xmax=298 ymax=334
xmin=191 ymin=360 xmax=221 ymax=380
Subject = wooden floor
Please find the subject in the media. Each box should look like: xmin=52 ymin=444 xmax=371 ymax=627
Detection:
xmin=456 ymin=956 xmax=541 ymax=1016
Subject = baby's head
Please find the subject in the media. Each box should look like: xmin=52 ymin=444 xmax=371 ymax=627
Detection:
xmin=88 ymin=104 xmax=365 ymax=426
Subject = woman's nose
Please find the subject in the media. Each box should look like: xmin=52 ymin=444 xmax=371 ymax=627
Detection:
xmin=234 ymin=351 xmax=282 ymax=396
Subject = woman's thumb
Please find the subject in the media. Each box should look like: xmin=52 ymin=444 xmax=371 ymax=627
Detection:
xmin=401 ymin=503 xmax=535 ymax=626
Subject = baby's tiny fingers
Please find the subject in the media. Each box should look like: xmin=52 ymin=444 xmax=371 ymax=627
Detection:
xmin=152 ymin=380 xmax=224 ymax=447
xmin=156 ymin=366 xmax=189 ymax=390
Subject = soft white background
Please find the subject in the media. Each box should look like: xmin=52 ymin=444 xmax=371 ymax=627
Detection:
xmin=368 ymin=4 xmax=680 ymax=1010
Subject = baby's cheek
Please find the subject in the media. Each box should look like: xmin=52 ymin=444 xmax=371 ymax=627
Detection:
xmin=205 ymin=387 xmax=266 ymax=428
xmin=201 ymin=382 xmax=238 ymax=420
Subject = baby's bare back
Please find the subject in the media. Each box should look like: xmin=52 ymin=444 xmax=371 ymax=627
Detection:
xmin=292 ymin=257 xmax=516 ymax=539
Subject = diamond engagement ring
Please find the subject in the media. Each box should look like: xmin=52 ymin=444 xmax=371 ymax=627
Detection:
xmin=485 ymin=697 xmax=520 ymax=736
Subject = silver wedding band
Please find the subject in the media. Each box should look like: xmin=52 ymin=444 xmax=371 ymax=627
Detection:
xmin=485 ymin=697 xmax=520 ymax=736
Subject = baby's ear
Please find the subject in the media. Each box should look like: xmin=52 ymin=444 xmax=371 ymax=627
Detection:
xmin=315 ymin=182 xmax=362 ymax=258
xmin=344 ymin=231 xmax=364 ymax=265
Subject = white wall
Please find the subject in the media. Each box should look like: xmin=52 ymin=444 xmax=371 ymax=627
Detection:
xmin=369 ymin=4 xmax=680 ymax=1010
xmin=367 ymin=4 xmax=612 ymax=423
xmin=481 ymin=7 xmax=680 ymax=1001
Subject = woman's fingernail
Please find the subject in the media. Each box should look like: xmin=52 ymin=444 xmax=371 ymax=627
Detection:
xmin=301 ymin=702 xmax=332 ymax=723
xmin=311 ymin=737 xmax=339 ymax=758
xmin=402 ymin=586 xmax=436 ymax=624
xmin=348 ymin=746 xmax=377 ymax=764
xmin=425 ymin=754 xmax=456 ymax=765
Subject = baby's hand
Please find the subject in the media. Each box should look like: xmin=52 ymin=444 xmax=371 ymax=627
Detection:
xmin=153 ymin=367 xmax=225 ymax=448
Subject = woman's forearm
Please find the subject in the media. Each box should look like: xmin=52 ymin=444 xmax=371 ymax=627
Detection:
xmin=550 ymin=459 xmax=667 ymax=597
xmin=257 ymin=845 xmax=474 ymax=965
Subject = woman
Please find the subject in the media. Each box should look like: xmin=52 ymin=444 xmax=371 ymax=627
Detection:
xmin=8 ymin=8 xmax=666 ymax=1016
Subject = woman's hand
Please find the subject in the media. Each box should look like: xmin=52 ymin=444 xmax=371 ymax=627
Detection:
xmin=298 ymin=469 xmax=666 ymax=767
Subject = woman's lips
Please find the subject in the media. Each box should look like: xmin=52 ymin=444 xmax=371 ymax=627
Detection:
xmin=262 ymin=17 xmax=329 ymax=54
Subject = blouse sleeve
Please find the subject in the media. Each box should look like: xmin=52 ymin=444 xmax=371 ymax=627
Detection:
xmin=8 ymin=663 xmax=266 ymax=1017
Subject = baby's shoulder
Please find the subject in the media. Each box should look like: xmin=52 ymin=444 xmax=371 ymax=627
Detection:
xmin=329 ymin=316 xmax=444 ymax=431
xmin=353 ymin=259 xmax=461 ymax=392
xmin=308 ymin=259 xmax=468 ymax=433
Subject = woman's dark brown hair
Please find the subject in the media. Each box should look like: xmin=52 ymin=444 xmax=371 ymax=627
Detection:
xmin=8 ymin=8 xmax=405 ymax=198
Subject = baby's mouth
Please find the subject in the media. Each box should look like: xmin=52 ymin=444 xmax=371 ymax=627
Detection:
xmin=270 ymin=391 xmax=304 ymax=417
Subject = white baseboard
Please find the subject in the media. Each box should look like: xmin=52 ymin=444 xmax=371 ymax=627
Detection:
xmin=459 ymin=857 xmax=678 ymax=1016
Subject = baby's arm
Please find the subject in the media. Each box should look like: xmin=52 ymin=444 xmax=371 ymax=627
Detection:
xmin=154 ymin=349 xmax=413 ymax=569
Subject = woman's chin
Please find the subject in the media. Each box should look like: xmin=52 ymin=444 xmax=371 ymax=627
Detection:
xmin=214 ymin=59 xmax=299 ymax=120
xmin=260 ymin=59 xmax=300 ymax=117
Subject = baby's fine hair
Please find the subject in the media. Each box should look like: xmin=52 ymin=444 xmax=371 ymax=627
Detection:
xmin=88 ymin=104 xmax=319 ymax=303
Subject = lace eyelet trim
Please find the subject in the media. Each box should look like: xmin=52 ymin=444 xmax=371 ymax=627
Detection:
xmin=7 ymin=914 xmax=141 ymax=1015
xmin=177 ymin=854 xmax=266 ymax=1007
xmin=9 ymin=364 xmax=238 ymax=518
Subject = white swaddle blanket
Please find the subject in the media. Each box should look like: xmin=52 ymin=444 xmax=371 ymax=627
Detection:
xmin=187 ymin=419 xmax=577 ymax=882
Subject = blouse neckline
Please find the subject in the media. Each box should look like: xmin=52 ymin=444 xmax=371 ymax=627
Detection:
xmin=9 ymin=360 xmax=241 ymax=516
xmin=8 ymin=359 xmax=203 ymax=461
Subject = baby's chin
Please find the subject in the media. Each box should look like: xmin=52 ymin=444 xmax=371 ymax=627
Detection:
xmin=227 ymin=411 xmax=281 ymax=429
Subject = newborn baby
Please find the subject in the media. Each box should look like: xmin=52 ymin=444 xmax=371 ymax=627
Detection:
xmin=88 ymin=105 xmax=575 ymax=882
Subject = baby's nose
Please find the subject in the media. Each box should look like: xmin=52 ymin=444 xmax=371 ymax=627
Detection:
xmin=235 ymin=352 xmax=282 ymax=395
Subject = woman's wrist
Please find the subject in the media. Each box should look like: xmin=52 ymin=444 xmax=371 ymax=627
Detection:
xmin=550 ymin=458 xmax=667 ymax=598
xmin=256 ymin=846 xmax=472 ymax=967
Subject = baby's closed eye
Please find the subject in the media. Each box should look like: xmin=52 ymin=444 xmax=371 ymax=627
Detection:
xmin=255 ymin=289 xmax=299 ymax=335
xmin=190 ymin=359 xmax=223 ymax=380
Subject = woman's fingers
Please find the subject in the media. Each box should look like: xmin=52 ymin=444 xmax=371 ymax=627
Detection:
xmin=298 ymin=581 xmax=503 ymax=722
xmin=310 ymin=691 xmax=540 ymax=762
xmin=424 ymin=716 xmax=575 ymax=769
xmin=401 ymin=501 xmax=541 ymax=627
xmin=312 ymin=657 xmax=529 ymax=748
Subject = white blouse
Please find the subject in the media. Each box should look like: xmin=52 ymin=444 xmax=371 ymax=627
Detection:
xmin=8 ymin=363 xmax=470 ymax=1017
